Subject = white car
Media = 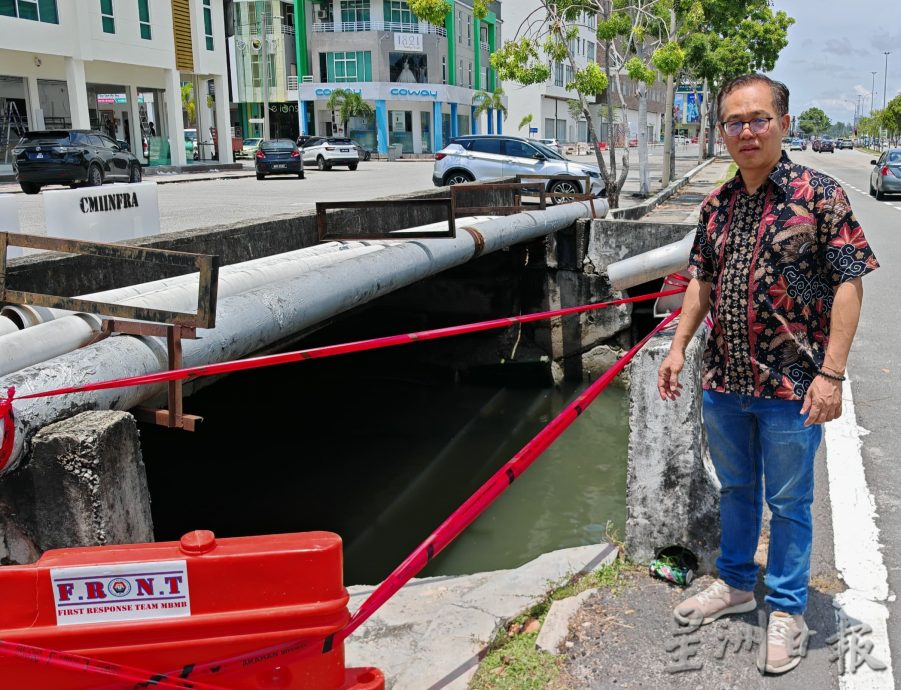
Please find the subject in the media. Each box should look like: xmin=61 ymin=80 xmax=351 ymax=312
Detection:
xmin=537 ymin=138 xmax=563 ymax=154
xmin=299 ymin=136 xmax=359 ymax=171
xmin=239 ymin=137 xmax=262 ymax=158
xmin=432 ymin=135 xmax=605 ymax=202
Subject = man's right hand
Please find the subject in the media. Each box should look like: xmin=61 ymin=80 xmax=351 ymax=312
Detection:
xmin=657 ymin=350 xmax=685 ymax=401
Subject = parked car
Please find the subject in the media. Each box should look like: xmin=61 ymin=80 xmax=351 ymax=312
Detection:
xmin=869 ymin=148 xmax=901 ymax=199
xmin=350 ymin=140 xmax=372 ymax=161
xmin=789 ymin=138 xmax=804 ymax=151
xmin=817 ymin=137 xmax=835 ymax=153
xmin=432 ymin=135 xmax=605 ymax=203
xmin=239 ymin=137 xmax=263 ymax=158
xmin=254 ymin=138 xmax=304 ymax=180
xmin=537 ymin=138 xmax=563 ymax=154
xmin=837 ymin=138 xmax=854 ymax=150
xmin=300 ymin=137 xmax=359 ymax=170
xmin=13 ymin=129 xmax=142 ymax=194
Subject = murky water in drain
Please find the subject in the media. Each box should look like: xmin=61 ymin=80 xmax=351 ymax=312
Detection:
xmin=142 ymin=349 xmax=629 ymax=586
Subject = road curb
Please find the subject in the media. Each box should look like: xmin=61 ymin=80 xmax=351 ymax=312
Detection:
xmin=609 ymin=155 xmax=721 ymax=221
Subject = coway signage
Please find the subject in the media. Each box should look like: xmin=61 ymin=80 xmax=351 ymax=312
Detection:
xmin=302 ymin=82 xmax=486 ymax=105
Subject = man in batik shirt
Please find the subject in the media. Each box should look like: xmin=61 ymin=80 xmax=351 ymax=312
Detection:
xmin=657 ymin=73 xmax=878 ymax=675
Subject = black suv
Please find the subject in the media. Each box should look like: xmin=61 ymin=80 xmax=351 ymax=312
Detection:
xmin=13 ymin=129 xmax=143 ymax=194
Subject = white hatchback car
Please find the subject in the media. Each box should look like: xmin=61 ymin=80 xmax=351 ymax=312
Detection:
xmin=432 ymin=135 xmax=605 ymax=201
xmin=537 ymin=138 xmax=563 ymax=154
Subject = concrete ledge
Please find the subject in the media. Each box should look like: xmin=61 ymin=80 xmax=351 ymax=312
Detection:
xmin=535 ymin=588 xmax=597 ymax=653
xmin=345 ymin=543 xmax=618 ymax=690
xmin=609 ymin=156 xmax=719 ymax=221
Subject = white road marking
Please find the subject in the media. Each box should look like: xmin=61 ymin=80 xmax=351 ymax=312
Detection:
xmin=825 ymin=378 xmax=894 ymax=689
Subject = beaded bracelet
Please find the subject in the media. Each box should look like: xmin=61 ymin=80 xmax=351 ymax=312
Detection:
xmin=817 ymin=369 xmax=846 ymax=383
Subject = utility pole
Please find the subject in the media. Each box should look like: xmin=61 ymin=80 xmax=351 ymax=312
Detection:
xmin=261 ymin=11 xmax=270 ymax=139
xmin=871 ymin=71 xmax=877 ymax=115
xmin=884 ymin=52 xmax=891 ymax=110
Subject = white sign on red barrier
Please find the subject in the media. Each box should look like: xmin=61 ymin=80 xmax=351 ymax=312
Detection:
xmin=43 ymin=182 xmax=161 ymax=243
xmin=0 ymin=194 xmax=23 ymax=259
xmin=51 ymin=560 xmax=191 ymax=627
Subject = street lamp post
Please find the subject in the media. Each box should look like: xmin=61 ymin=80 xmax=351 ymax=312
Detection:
xmin=884 ymin=52 xmax=891 ymax=110
xmin=871 ymin=71 xmax=878 ymax=115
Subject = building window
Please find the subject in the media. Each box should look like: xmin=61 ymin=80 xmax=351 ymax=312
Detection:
xmin=390 ymin=52 xmax=427 ymax=82
xmin=468 ymin=62 xmax=472 ymax=87
xmin=203 ymin=0 xmax=213 ymax=50
xmin=587 ymin=12 xmax=596 ymax=29
xmin=384 ymin=0 xmax=414 ymax=31
xmin=466 ymin=14 xmax=471 ymax=46
xmin=441 ymin=56 xmax=446 ymax=84
xmin=456 ymin=10 xmax=461 ymax=42
xmin=341 ymin=0 xmax=369 ymax=27
xmin=137 ymin=0 xmax=150 ymax=39
xmin=565 ymin=64 xmax=573 ymax=87
xmin=0 ymin=0 xmax=58 ymax=23
xmin=322 ymin=51 xmax=373 ymax=82
xmin=587 ymin=41 xmax=595 ymax=62
xmin=554 ymin=61 xmax=564 ymax=87
xmin=99 ymin=0 xmax=114 ymax=33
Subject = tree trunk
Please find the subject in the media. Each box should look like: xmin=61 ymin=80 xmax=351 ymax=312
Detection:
xmin=638 ymin=83 xmax=649 ymax=195
xmin=707 ymin=90 xmax=717 ymax=158
xmin=663 ymin=73 xmax=674 ymax=185
xmin=697 ymin=80 xmax=707 ymax=164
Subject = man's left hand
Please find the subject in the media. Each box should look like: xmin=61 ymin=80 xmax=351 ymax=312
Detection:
xmin=800 ymin=376 xmax=843 ymax=426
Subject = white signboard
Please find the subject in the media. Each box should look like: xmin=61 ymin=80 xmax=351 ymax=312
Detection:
xmin=44 ymin=182 xmax=161 ymax=243
xmin=51 ymin=560 xmax=191 ymax=627
xmin=0 ymin=194 xmax=22 ymax=259
xmin=394 ymin=33 xmax=423 ymax=52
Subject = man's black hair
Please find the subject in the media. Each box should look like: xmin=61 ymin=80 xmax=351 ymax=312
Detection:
xmin=717 ymin=73 xmax=790 ymax=121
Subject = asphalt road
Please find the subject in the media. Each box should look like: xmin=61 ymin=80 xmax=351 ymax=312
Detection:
xmin=1 ymin=144 xmax=704 ymax=237
xmin=784 ymin=146 xmax=900 ymax=688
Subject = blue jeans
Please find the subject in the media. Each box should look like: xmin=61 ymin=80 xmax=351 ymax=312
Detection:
xmin=702 ymin=391 xmax=822 ymax=614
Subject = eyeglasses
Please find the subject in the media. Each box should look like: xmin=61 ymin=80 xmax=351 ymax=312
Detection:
xmin=720 ymin=117 xmax=774 ymax=137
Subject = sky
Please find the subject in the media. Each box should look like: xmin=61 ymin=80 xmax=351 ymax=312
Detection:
xmin=766 ymin=0 xmax=900 ymax=126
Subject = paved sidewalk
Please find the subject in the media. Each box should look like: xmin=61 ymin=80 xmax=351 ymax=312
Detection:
xmin=640 ymin=156 xmax=735 ymax=224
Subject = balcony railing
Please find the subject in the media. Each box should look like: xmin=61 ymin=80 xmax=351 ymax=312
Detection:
xmin=480 ymin=40 xmax=490 ymax=51
xmin=311 ymin=20 xmax=447 ymax=36
xmin=287 ymin=75 xmax=298 ymax=90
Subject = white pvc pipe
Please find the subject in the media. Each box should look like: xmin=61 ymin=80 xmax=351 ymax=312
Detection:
xmin=606 ymin=230 xmax=695 ymax=291
xmin=0 ymin=240 xmax=379 ymax=325
xmin=0 ymin=241 xmax=398 ymax=378
xmin=0 ymin=201 xmax=605 ymax=474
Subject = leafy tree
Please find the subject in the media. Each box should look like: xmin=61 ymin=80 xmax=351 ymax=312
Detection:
xmin=181 ymin=83 xmax=196 ymax=126
xmin=877 ymin=94 xmax=901 ymax=145
xmin=681 ymin=1 xmax=794 ymax=159
xmin=325 ymin=89 xmax=375 ymax=137
xmin=408 ymin=0 xmax=488 ymax=24
xmin=798 ymin=107 xmax=830 ymax=136
xmin=518 ymin=113 xmax=535 ymax=134
xmin=473 ymin=87 xmax=508 ymax=124
xmin=489 ymin=2 xmax=629 ymax=206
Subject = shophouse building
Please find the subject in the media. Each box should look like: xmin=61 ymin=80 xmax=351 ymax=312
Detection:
xmin=278 ymin=0 xmax=503 ymax=155
xmin=0 ymin=0 xmax=232 ymax=169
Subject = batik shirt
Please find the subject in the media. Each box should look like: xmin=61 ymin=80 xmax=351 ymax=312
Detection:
xmin=688 ymin=152 xmax=879 ymax=400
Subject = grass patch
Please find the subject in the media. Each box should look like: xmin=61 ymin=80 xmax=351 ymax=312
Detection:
xmin=718 ymin=162 xmax=738 ymax=183
xmin=469 ymin=543 xmax=639 ymax=690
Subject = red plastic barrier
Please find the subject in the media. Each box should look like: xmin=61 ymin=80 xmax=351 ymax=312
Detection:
xmin=0 ymin=530 xmax=384 ymax=690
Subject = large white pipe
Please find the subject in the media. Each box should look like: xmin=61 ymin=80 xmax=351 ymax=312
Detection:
xmin=0 ymin=200 xmax=605 ymax=474
xmin=0 ymin=241 xmax=397 ymax=378
xmin=0 ymin=240 xmax=379 ymax=326
xmin=0 ymin=241 xmax=367 ymax=336
xmin=606 ymin=230 xmax=694 ymax=291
